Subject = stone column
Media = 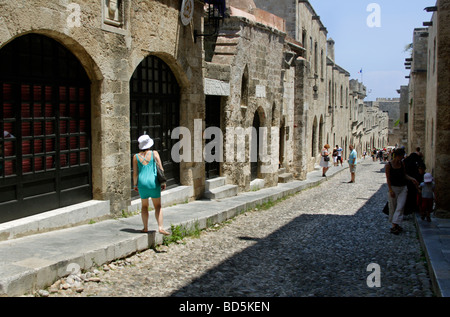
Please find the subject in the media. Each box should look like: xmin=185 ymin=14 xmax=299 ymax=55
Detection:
xmin=91 ymin=78 xmax=131 ymax=215
xmin=292 ymin=57 xmax=308 ymax=180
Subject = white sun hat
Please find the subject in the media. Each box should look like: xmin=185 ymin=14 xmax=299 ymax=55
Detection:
xmin=423 ymin=173 xmax=433 ymax=183
xmin=138 ymin=134 xmax=154 ymax=150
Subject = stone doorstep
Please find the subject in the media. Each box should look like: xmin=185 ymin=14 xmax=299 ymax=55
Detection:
xmin=278 ymin=173 xmax=293 ymax=183
xmin=0 ymin=200 xmax=111 ymax=242
xmin=203 ymin=184 xmax=239 ymax=200
xmin=204 ymin=177 xmax=239 ymax=200
xmin=205 ymin=177 xmax=226 ymax=191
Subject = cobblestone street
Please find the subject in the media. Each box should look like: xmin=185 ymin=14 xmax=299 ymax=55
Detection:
xmin=47 ymin=160 xmax=434 ymax=297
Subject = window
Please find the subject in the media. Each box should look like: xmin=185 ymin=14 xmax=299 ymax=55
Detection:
xmin=321 ymin=49 xmax=324 ymax=78
xmin=240 ymin=65 xmax=249 ymax=108
xmin=314 ymin=42 xmax=318 ymax=74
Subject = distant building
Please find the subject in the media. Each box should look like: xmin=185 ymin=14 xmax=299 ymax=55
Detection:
xmin=364 ymin=97 xmax=406 ymax=148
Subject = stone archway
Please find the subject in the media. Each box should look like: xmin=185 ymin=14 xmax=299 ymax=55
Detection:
xmin=129 ymin=55 xmax=181 ymax=189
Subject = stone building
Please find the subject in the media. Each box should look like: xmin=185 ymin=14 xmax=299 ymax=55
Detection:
xmin=251 ymin=0 xmax=355 ymax=175
xmin=365 ymin=97 xmax=404 ymax=148
xmin=351 ymin=82 xmax=389 ymax=155
xmin=417 ymin=0 xmax=450 ymax=218
xmin=203 ymin=1 xmax=287 ymax=193
xmin=0 ymin=0 xmax=205 ymax=225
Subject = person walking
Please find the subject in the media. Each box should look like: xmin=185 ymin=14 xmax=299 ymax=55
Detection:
xmin=348 ymin=144 xmax=357 ymax=183
xmin=385 ymin=147 xmax=418 ymax=235
xmin=371 ymin=148 xmax=376 ymax=162
xmin=132 ymin=134 xmax=170 ymax=235
xmin=320 ymin=144 xmax=331 ymax=177
xmin=419 ymin=173 xmax=436 ymax=222
xmin=336 ymin=145 xmax=343 ymax=166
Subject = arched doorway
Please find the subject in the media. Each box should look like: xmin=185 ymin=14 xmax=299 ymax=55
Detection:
xmin=205 ymin=95 xmax=221 ymax=179
xmin=130 ymin=55 xmax=180 ymax=190
xmin=0 ymin=34 xmax=92 ymax=223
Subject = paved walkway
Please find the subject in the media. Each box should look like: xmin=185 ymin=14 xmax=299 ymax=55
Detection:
xmin=415 ymin=212 xmax=450 ymax=297
xmin=0 ymin=161 xmax=448 ymax=297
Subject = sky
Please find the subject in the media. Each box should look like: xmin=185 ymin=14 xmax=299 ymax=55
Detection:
xmin=308 ymin=0 xmax=435 ymax=101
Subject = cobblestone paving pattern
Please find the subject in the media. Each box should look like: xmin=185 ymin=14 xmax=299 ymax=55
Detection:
xmin=44 ymin=160 xmax=434 ymax=297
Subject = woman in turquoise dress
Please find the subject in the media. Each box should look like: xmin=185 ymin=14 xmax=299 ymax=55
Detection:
xmin=132 ymin=135 xmax=169 ymax=235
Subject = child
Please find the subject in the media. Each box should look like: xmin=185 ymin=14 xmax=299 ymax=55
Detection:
xmin=419 ymin=173 xmax=436 ymax=222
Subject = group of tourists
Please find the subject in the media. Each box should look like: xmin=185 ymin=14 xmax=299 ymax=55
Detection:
xmin=371 ymin=147 xmax=393 ymax=162
xmin=320 ymin=144 xmax=357 ymax=183
xmin=321 ymin=142 xmax=436 ymax=236
xmin=385 ymin=146 xmax=435 ymax=235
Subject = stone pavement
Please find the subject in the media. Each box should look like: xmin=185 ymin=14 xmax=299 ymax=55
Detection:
xmin=0 ymin=161 xmax=448 ymax=297
xmin=415 ymin=213 xmax=450 ymax=297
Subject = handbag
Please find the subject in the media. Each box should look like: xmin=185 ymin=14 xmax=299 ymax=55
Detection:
xmin=324 ymin=155 xmax=330 ymax=162
xmin=156 ymin=164 xmax=166 ymax=184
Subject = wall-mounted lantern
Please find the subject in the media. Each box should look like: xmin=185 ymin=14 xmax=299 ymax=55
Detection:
xmin=194 ymin=0 xmax=227 ymax=43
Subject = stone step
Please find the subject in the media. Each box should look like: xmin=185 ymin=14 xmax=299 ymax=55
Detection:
xmin=278 ymin=172 xmax=293 ymax=183
xmin=205 ymin=177 xmax=226 ymax=191
xmin=204 ymin=184 xmax=238 ymax=200
xmin=278 ymin=168 xmax=286 ymax=174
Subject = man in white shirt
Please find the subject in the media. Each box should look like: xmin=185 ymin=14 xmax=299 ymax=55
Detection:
xmin=348 ymin=144 xmax=357 ymax=183
xmin=336 ymin=145 xmax=343 ymax=166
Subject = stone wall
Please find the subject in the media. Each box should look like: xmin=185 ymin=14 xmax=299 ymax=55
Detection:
xmin=426 ymin=0 xmax=450 ymax=217
xmin=351 ymin=79 xmax=388 ymax=154
xmin=407 ymin=0 xmax=450 ymax=218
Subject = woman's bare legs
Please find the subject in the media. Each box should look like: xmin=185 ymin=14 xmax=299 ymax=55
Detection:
xmin=151 ymin=197 xmax=170 ymax=235
xmin=140 ymin=198 xmax=149 ymax=233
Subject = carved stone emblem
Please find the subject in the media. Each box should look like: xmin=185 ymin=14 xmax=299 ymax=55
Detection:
xmin=180 ymin=0 xmax=194 ymax=26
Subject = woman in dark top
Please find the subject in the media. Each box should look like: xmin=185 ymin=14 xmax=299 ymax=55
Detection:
xmin=385 ymin=148 xmax=418 ymax=235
